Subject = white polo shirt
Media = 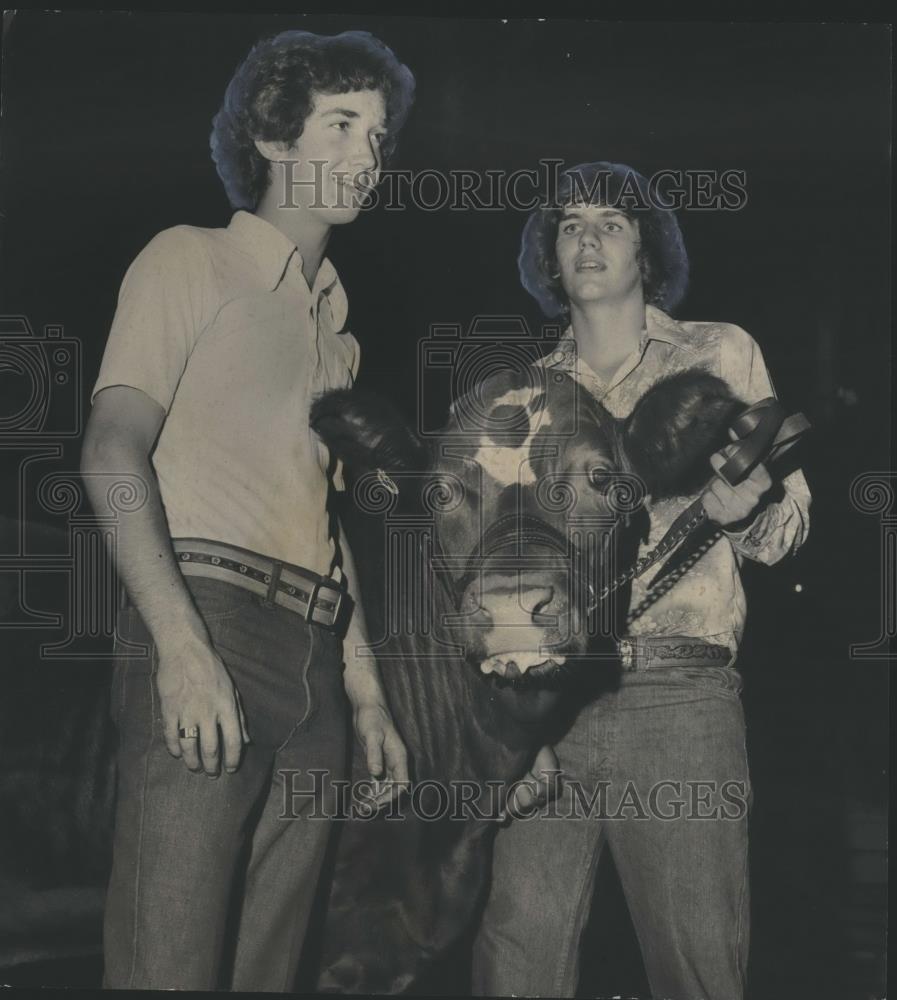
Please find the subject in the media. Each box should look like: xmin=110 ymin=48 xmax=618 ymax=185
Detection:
xmin=92 ymin=210 xmax=359 ymax=576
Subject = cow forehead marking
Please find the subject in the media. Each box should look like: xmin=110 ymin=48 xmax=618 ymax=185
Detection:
xmin=472 ymin=388 xmax=553 ymax=487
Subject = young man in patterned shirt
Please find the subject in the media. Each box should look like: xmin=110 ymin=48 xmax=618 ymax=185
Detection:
xmin=472 ymin=161 xmax=811 ymax=999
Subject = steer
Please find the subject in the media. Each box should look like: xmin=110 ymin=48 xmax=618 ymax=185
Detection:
xmin=308 ymin=364 xmax=745 ymax=990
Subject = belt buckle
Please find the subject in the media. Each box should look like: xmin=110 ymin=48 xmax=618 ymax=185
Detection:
xmin=304 ymin=580 xmax=321 ymax=623
xmin=316 ymin=579 xmax=345 ymax=627
xmin=304 ymin=578 xmax=344 ymax=628
xmin=619 ymin=638 xmax=634 ymax=669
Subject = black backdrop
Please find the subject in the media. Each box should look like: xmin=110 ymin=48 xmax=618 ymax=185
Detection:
xmin=0 ymin=12 xmax=890 ymax=998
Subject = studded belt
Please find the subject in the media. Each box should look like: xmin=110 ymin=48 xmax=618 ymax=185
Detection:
xmin=616 ymin=635 xmax=733 ymax=671
xmin=171 ymin=537 xmax=350 ymax=633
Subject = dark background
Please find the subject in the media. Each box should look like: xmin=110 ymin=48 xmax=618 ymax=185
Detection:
xmin=0 ymin=11 xmax=890 ymax=998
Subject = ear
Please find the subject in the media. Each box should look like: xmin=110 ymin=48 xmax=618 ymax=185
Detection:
xmin=621 ymin=371 xmax=744 ymax=499
xmin=253 ymin=137 xmax=292 ymax=163
xmin=310 ymin=388 xmax=430 ymax=475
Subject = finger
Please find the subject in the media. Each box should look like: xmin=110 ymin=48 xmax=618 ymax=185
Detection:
xmin=179 ymin=724 xmax=202 ymax=771
xmin=162 ymin=706 xmax=183 ymax=758
xmin=383 ymin=734 xmax=410 ymax=786
xmin=198 ymin=720 xmax=221 ymax=776
xmin=370 ymin=778 xmax=408 ymax=807
xmin=362 ymin=731 xmax=385 ymax=780
xmin=531 ymin=746 xmax=561 ymax=801
xmin=702 ymin=495 xmax=722 ymax=523
xmin=707 ymin=478 xmax=734 ymax=506
xmin=219 ymin=707 xmax=244 ymax=774
xmin=533 ymin=745 xmax=559 ymax=773
xmin=235 ymin=692 xmax=251 ymax=745
xmin=747 ymin=462 xmax=772 ymax=492
xmin=509 ymin=778 xmax=539 ymax=817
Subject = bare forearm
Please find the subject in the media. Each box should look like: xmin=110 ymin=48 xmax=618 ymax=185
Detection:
xmin=338 ymin=520 xmax=387 ymax=707
xmin=81 ymin=433 xmax=205 ymax=653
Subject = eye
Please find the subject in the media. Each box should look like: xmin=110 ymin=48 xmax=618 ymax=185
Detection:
xmin=604 ymin=221 xmax=623 ymax=232
xmin=560 ymin=221 xmax=580 ymax=235
xmin=331 ymin=120 xmax=351 ymax=132
xmin=587 ymin=467 xmax=615 ymax=491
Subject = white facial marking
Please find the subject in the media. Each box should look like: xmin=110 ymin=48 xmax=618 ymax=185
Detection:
xmin=471 ymin=388 xmax=553 ymax=486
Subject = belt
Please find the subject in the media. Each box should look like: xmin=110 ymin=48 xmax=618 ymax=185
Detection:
xmin=170 ymin=538 xmax=350 ymax=634
xmin=616 ymin=636 xmax=733 ymax=671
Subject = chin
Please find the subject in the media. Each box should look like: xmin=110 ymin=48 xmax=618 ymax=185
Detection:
xmin=314 ymin=204 xmax=362 ymax=226
xmin=572 ymin=277 xmax=612 ymax=299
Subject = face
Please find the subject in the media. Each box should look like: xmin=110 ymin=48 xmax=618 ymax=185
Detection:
xmin=554 ymin=203 xmax=643 ymax=308
xmin=431 ymin=371 xmax=636 ymax=685
xmin=261 ymin=89 xmax=388 ymax=224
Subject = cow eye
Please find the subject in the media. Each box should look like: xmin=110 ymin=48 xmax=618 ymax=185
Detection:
xmin=588 ymin=467 xmax=615 ymax=491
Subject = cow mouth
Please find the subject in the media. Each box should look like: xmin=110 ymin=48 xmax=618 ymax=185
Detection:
xmin=479 ymin=649 xmax=567 ymax=679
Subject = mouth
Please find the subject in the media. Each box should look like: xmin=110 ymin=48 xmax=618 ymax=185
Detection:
xmin=333 ymin=177 xmax=371 ymax=207
xmin=575 ymin=257 xmax=606 ymax=272
xmin=480 ymin=650 xmax=567 ymax=679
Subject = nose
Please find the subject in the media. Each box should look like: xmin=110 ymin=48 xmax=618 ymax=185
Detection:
xmin=349 ymin=133 xmax=380 ymax=176
xmin=579 ymin=227 xmax=601 ymax=249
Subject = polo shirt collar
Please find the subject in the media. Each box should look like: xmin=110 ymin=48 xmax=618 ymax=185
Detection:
xmin=227 ymin=211 xmax=346 ymax=324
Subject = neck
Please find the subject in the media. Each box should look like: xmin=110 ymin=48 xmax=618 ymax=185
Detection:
xmin=254 ymin=184 xmax=331 ymax=287
xmin=569 ymin=295 xmax=647 ymax=377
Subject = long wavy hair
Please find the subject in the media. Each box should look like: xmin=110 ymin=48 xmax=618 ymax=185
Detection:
xmin=519 ymin=161 xmax=689 ymax=318
xmin=210 ymin=30 xmax=415 ymax=211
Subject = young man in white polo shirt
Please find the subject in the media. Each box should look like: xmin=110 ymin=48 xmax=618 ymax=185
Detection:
xmin=81 ymin=30 xmax=415 ymax=991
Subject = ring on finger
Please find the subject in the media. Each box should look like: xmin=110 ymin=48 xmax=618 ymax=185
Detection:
xmin=178 ymin=725 xmax=199 ymax=739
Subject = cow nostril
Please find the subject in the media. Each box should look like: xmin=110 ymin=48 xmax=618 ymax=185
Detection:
xmin=532 ymin=593 xmax=552 ymax=615
xmin=530 ymin=589 xmax=555 ymax=624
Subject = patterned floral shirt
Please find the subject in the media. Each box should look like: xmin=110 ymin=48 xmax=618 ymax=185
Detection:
xmin=542 ymin=305 xmax=812 ymax=659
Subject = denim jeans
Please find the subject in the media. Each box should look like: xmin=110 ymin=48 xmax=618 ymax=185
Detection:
xmin=102 ymin=575 xmax=348 ymax=991
xmin=472 ymin=665 xmax=752 ymax=999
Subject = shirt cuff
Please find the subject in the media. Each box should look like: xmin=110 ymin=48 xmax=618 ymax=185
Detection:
xmin=723 ymin=505 xmax=775 ymax=553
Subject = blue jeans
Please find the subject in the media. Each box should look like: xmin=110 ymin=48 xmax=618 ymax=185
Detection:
xmin=472 ymin=666 xmax=752 ymax=999
xmin=102 ymin=575 xmax=348 ymax=991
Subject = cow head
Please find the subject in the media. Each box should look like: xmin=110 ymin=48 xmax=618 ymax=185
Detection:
xmin=312 ymin=366 xmax=742 ymax=686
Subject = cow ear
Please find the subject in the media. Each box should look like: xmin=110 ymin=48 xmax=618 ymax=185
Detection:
xmin=310 ymin=388 xmax=430 ymax=474
xmin=621 ymin=371 xmax=744 ymax=499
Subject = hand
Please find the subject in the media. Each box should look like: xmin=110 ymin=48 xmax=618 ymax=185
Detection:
xmin=703 ymin=446 xmax=772 ymax=528
xmin=155 ymin=631 xmax=250 ymax=777
xmin=502 ymin=744 xmax=562 ymax=821
xmin=352 ymin=700 xmax=410 ymax=809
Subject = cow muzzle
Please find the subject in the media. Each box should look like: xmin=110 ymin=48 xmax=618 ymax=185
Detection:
xmin=456 ymin=569 xmax=580 ymax=679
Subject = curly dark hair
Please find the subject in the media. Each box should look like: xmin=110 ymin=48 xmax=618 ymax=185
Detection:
xmin=210 ymin=30 xmax=415 ymax=211
xmin=518 ymin=161 xmax=689 ymax=318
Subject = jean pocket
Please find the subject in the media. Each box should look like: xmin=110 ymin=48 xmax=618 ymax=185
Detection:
xmin=185 ymin=575 xmax=252 ymax=623
xmin=669 ymin=665 xmax=743 ymax=698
